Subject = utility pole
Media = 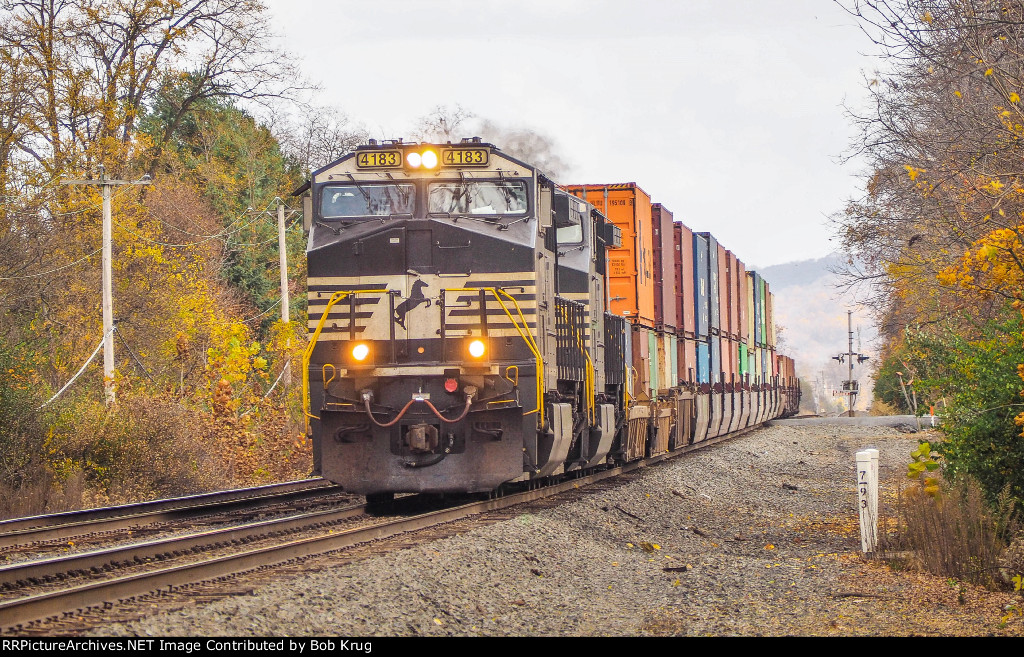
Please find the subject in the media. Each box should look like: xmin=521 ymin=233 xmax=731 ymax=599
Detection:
xmin=63 ymin=166 xmax=151 ymax=405
xmin=277 ymin=201 xmax=291 ymax=386
xmin=832 ymin=310 xmax=870 ymax=417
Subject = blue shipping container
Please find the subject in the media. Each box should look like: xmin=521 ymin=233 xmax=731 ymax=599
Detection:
xmin=696 ymin=340 xmax=710 ymax=384
xmin=693 ymin=234 xmax=709 ymax=338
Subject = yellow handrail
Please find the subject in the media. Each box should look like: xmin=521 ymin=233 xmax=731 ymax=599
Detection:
xmin=303 ymin=288 xmax=390 ymax=432
xmin=445 ymin=286 xmax=545 ymax=427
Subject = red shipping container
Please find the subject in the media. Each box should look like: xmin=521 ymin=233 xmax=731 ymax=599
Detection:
xmin=651 ymin=204 xmax=677 ymax=333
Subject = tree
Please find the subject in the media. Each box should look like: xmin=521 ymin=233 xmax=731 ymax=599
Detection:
xmin=840 ymin=0 xmax=1024 ymax=506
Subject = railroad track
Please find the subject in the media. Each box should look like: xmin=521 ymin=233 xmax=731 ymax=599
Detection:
xmin=0 ymin=479 xmax=344 ymax=551
xmin=0 ymin=426 xmax=759 ymax=635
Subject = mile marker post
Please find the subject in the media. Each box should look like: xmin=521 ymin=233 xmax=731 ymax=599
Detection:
xmin=856 ymin=449 xmax=879 ymax=554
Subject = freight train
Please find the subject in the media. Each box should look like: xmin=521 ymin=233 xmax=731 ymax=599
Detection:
xmin=298 ymin=139 xmax=800 ymax=503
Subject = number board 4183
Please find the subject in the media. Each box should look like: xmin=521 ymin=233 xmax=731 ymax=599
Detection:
xmin=355 ymin=150 xmax=401 ymax=169
xmin=441 ymin=148 xmax=489 ymax=167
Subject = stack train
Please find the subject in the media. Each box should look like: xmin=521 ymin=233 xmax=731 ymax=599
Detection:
xmin=300 ymin=139 xmax=800 ymax=502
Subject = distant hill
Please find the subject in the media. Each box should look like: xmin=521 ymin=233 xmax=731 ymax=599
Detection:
xmin=752 ymin=253 xmax=877 ymax=413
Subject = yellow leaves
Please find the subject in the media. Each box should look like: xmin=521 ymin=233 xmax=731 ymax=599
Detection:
xmin=982 ymin=178 xmax=1005 ymax=194
xmin=1011 ymin=92 xmax=1021 ymax=104
xmin=954 ymin=90 xmax=963 ymax=98
xmin=921 ymin=11 xmax=933 ymax=24
xmin=985 ymin=68 xmax=994 ymax=77
xmin=765 ymin=544 xmax=776 ymax=550
xmin=905 ymin=165 xmax=926 ymax=181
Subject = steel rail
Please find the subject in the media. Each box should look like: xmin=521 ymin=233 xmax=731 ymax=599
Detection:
xmin=0 ymin=502 xmax=371 ymax=589
xmin=0 ymin=479 xmax=332 ymax=539
xmin=1 ymin=422 xmax=767 ymax=632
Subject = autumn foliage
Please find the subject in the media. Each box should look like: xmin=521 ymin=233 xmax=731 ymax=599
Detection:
xmin=839 ymin=0 xmax=1024 ymax=510
xmin=0 ymin=1 xmax=342 ymax=518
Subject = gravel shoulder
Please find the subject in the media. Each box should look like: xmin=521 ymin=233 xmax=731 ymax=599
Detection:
xmin=90 ymin=423 xmax=1024 ymax=637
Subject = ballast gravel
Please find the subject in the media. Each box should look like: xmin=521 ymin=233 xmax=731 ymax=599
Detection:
xmin=87 ymin=423 xmax=1024 ymax=637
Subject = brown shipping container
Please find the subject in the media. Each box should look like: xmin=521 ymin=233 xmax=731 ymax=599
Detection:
xmin=651 ymin=204 xmax=677 ymax=333
xmin=566 ymin=184 xmax=655 ymax=327
xmin=674 ymin=222 xmax=696 ymax=337
xmin=716 ymin=242 xmax=729 ymax=336
xmin=736 ymin=258 xmax=748 ymax=343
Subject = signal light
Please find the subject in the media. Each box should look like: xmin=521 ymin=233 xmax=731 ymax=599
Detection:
xmin=444 ymin=377 xmax=459 ymax=393
xmin=468 ymin=339 xmax=486 ymax=358
xmin=421 ymin=150 xmax=438 ymax=169
xmin=352 ymin=343 xmax=370 ymax=361
xmin=406 ymin=152 xmax=422 ymax=168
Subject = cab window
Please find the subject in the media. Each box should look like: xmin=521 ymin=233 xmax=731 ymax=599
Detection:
xmin=428 ymin=181 xmax=528 ymax=216
xmin=321 ymin=184 xmax=415 ymax=219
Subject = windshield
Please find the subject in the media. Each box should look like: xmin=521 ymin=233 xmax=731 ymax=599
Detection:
xmin=321 ymin=184 xmax=415 ymax=219
xmin=428 ymin=181 xmax=528 ymax=216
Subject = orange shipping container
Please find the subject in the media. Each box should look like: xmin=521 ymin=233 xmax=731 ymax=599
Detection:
xmin=566 ymin=183 xmax=655 ymax=327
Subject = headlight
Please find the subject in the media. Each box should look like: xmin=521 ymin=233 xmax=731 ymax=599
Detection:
xmin=421 ymin=150 xmax=438 ymax=169
xmin=406 ymin=152 xmax=422 ymax=168
xmin=468 ymin=339 xmax=486 ymax=358
xmin=352 ymin=343 xmax=370 ymax=361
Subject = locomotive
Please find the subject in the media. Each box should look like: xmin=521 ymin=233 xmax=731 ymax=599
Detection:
xmin=299 ymin=138 xmax=799 ymax=502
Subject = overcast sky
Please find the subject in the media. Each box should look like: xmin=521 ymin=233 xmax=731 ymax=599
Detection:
xmin=265 ymin=0 xmax=880 ymax=269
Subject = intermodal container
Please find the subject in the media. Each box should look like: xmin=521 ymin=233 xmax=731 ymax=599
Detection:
xmin=746 ymin=271 xmax=756 ymax=346
xmin=721 ymin=336 xmax=738 ymax=385
xmin=693 ymin=233 xmax=710 ymax=338
xmin=739 ymin=341 xmax=749 ymax=378
xmin=758 ymin=276 xmax=767 ymax=347
xmin=736 ymin=258 xmax=748 ymax=343
xmin=648 ymin=329 xmax=659 ymax=392
xmin=566 ymin=183 xmax=655 ymax=327
xmin=678 ymin=336 xmax=697 ymax=383
xmin=717 ymin=242 xmax=729 ymax=336
xmin=651 ymin=204 xmax=677 ymax=333
xmin=631 ymin=324 xmax=652 ymax=394
xmin=766 ymin=291 xmax=776 ymax=349
xmin=701 ymin=233 xmax=721 ymax=332
xmin=750 ymin=272 xmax=763 ymax=346
xmin=674 ymin=222 xmax=695 ymax=337
xmin=696 ymin=339 xmax=710 ymax=384
xmin=656 ymin=332 xmax=678 ymax=391
xmin=726 ymin=251 xmax=740 ymax=340
xmin=710 ymin=335 xmax=721 ymax=384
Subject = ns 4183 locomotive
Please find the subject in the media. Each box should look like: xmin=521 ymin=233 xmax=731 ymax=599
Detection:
xmin=300 ymin=138 xmax=800 ymax=502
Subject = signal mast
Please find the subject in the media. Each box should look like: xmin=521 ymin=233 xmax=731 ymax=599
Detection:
xmin=832 ymin=310 xmax=870 ymax=417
